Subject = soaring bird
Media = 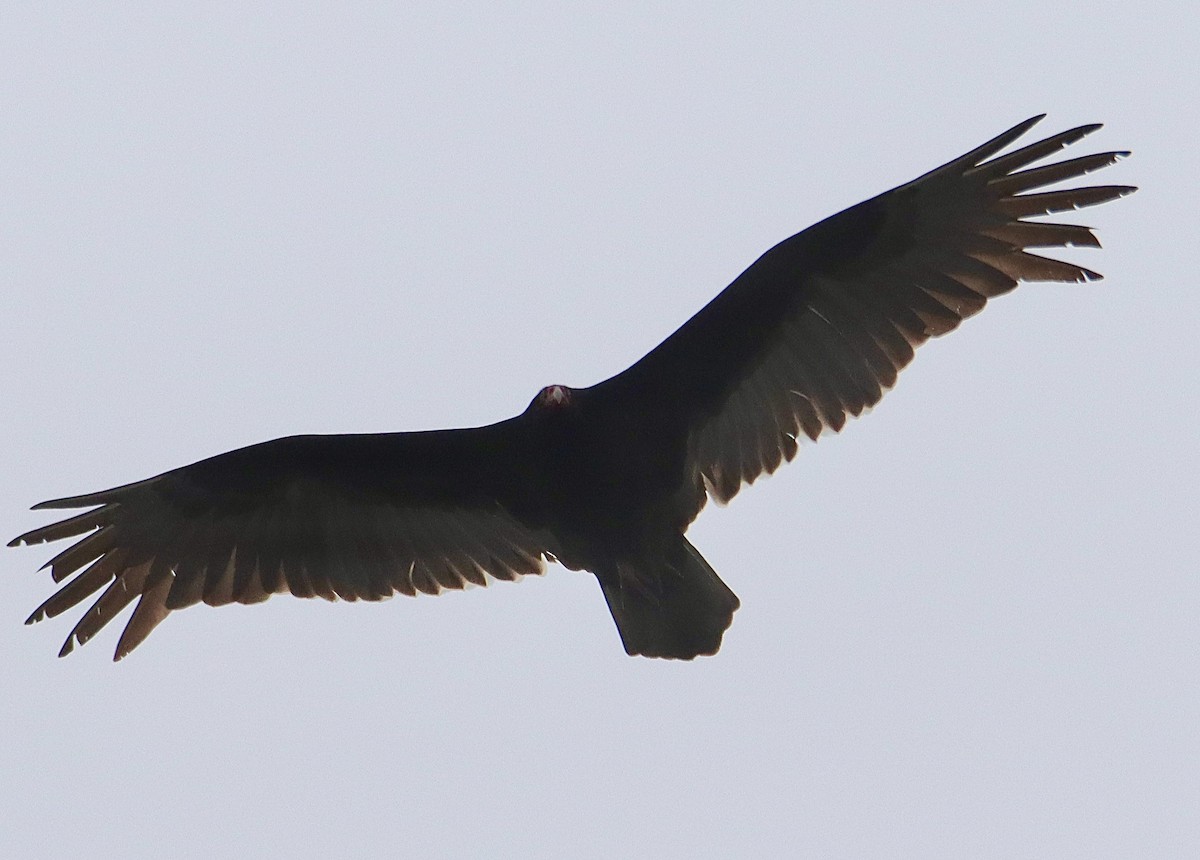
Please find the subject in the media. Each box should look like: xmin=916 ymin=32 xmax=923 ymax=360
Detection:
xmin=10 ymin=116 xmax=1134 ymax=661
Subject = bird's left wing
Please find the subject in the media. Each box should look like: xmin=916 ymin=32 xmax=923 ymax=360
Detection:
xmin=10 ymin=426 xmax=558 ymax=660
xmin=594 ymin=116 xmax=1134 ymax=503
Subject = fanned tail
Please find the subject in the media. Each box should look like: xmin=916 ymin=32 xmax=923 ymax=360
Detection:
xmin=596 ymin=537 xmax=739 ymax=659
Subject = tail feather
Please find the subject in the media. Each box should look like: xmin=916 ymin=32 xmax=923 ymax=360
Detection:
xmin=597 ymin=538 xmax=739 ymax=659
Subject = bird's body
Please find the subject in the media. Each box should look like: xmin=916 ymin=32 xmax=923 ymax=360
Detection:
xmin=10 ymin=116 xmax=1135 ymax=661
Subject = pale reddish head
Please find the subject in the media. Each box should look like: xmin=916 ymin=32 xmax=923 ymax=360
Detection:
xmin=532 ymin=384 xmax=573 ymax=410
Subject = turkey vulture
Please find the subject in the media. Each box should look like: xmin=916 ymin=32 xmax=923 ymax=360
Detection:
xmin=10 ymin=116 xmax=1134 ymax=661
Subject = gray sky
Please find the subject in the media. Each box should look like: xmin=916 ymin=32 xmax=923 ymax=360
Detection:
xmin=2 ymin=4 xmax=1194 ymax=858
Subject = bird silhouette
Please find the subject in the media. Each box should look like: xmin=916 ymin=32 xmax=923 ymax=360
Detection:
xmin=10 ymin=116 xmax=1135 ymax=661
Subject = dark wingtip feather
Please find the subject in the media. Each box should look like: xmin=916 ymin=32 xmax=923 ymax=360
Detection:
xmin=33 ymin=495 xmax=107 ymax=511
xmin=960 ymin=115 xmax=1046 ymax=165
xmin=1013 ymin=114 xmax=1047 ymax=134
xmin=10 ymin=528 xmax=46 ymax=547
xmin=30 ymin=476 xmax=158 ymax=511
xmin=1051 ymin=123 xmax=1104 ymax=149
xmin=11 ymin=507 xmax=113 ymax=549
xmin=114 ymin=575 xmax=173 ymax=660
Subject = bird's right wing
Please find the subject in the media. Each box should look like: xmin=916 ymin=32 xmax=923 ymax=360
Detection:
xmin=10 ymin=427 xmax=559 ymax=660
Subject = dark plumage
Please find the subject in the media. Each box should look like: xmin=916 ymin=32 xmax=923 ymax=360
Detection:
xmin=10 ymin=116 xmax=1135 ymax=661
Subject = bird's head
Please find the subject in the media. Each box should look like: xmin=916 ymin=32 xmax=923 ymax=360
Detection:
xmin=529 ymin=384 xmax=574 ymax=411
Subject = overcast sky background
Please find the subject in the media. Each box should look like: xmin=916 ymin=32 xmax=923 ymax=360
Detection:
xmin=2 ymin=4 xmax=1195 ymax=858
